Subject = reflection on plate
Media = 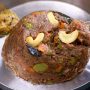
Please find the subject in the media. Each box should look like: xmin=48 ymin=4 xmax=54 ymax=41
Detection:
xmin=0 ymin=1 xmax=90 ymax=90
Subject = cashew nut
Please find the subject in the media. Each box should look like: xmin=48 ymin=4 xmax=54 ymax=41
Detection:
xmin=26 ymin=33 xmax=44 ymax=47
xmin=58 ymin=30 xmax=79 ymax=44
xmin=47 ymin=12 xmax=59 ymax=26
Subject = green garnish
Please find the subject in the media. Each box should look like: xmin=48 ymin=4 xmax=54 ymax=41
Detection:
xmin=25 ymin=22 xmax=33 ymax=29
xmin=57 ymin=41 xmax=62 ymax=49
xmin=33 ymin=63 xmax=48 ymax=73
xmin=69 ymin=57 xmax=76 ymax=65
xmin=23 ymin=19 xmax=33 ymax=29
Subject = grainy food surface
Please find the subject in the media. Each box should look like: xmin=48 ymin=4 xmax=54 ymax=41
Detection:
xmin=2 ymin=11 xmax=90 ymax=84
xmin=0 ymin=9 xmax=19 ymax=36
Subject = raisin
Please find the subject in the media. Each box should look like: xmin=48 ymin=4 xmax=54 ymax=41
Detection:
xmin=27 ymin=45 xmax=41 ymax=57
xmin=58 ymin=12 xmax=72 ymax=24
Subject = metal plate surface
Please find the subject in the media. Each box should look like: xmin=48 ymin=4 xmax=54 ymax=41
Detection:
xmin=0 ymin=1 xmax=90 ymax=90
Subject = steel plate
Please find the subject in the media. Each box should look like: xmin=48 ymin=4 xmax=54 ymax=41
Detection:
xmin=0 ymin=1 xmax=90 ymax=90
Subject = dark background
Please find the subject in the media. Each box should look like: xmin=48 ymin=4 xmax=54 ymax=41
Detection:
xmin=0 ymin=0 xmax=90 ymax=90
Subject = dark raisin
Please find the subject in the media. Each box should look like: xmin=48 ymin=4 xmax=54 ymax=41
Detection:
xmin=57 ymin=12 xmax=72 ymax=24
xmin=27 ymin=45 xmax=41 ymax=57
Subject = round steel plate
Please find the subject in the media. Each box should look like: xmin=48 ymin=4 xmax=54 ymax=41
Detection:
xmin=0 ymin=1 xmax=90 ymax=90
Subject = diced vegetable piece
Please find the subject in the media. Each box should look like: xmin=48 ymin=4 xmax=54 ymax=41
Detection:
xmin=23 ymin=19 xmax=33 ymax=29
xmin=57 ymin=41 xmax=62 ymax=49
xmin=38 ymin=44 xmax=53 ymax=55
xmin=33 ymin=63 xmax=48 ymax=73
xmin=55 ymin=64 xmax=62 ymax=73
xmin=25 ymin=22 xmax=33 ymax=29
xmin=38 ymin=44 xmax=48 ymax=53
xmin=58 ymin=22 xmax=65 ymax=29
xmin=69 ymin=57 xmax=76 ymax=65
